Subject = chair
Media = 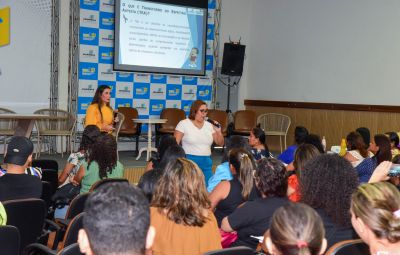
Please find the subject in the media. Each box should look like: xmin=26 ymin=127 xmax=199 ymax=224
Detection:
xmin=155 ymin=108 xmax=186 ymax=147
xmin=89 ymin=178 xmax=129 ymax=192
xmin=24 ymin=243 xmax=83 ymax=255
xmin=41 ymin=181 xmax=56 ymax=219
xmin=325 ymin=239 xmax=370 ymax=255
xmin=207 ymin=109 xmax=229 ymax=137
xmin=203 ymin=246 xmax=254 ymax=255
xmin=33 ymin=109 xmax=76 ymax=158
xmin=58 ymin=243 xmax=83 ymax=255
xmin=3 ymin=198 xmax=46 ymax=252
xmin=257 ymin=113 xmax=291 ymax=153
xmin=0 ymin=107 xmax=17 ymax=153
xmin=32 ymin=159 xmax=59 ymax=171
xmin=0 ymin=225 xmax=20 ymax=255
xmin=231 ymin=110 xmax=257 ymax=136
xmin=111 ymin=112 xmax=125 ymax=159
xmin=117 ymin=107 xmax=142 ymax=156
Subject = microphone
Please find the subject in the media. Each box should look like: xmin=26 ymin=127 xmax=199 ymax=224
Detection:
xmin=205 ymin=117 xmax=220 ymax=128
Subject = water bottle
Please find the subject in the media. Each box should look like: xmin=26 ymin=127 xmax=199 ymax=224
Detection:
xmin=339 ymin=138 xmax=347 ymax=156
xmin=322 ymin=136 xmax=326 ymax=152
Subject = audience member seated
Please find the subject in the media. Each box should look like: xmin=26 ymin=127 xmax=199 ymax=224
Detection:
xmin=264 ymin=202 xmax=327 ymax=255
xmin=209 ymin=148 xmax=257 ymax=227
xmin=74 ymin=134 xmax=124 ymax=193
xmin=138 ymin=145 xmax=185 ymax=202
xmin=301 ymin=154 xmax=358 ymax=248
xmin=0 ymin=136 xmax=42 ymax=201
xmin=78 ymin=182 xmax=155 ymax=255
xmin=386 ymin=131 xmax=400 ymax=159
xmin=370 ymin=134 xmax=392 ymax=165
xmin=249 ymin=127 xmax=270 ymax=161
xmin=304 ymin=134 xmax=325 ymax=153
xmin=53 ymin=125 xmax=101 ymax=201
xmin=145 ymin=134 xmax=177 ymax=171
xmin=221 ymin=158 xmax=289 ymax=250
xmin=207 ymin=136 xmax=251 ymax=192
xmin=356 ymin=127 xmax=371 ymax=150
xmin=278 ymin=126 xmax=309 ymax=164
xmin=344 ymin=131 xmax=369 ymax=167
xmin=287 ymin=144 xmax=320 ymax=202
xmin=351 ymin=182 xmax=400 ymax=255
xmin=150 ymin=158 xmax=221 ymax=255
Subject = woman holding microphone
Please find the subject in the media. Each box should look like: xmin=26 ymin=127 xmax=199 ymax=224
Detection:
xmin=85 ymin=85 xmax=117 ymax=133
xmin=174 ymin=100 xmax=224 ymax=184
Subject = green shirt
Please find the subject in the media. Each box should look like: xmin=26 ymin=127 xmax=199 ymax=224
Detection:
xmin=80 ymin=160 xmax=124 ymax=194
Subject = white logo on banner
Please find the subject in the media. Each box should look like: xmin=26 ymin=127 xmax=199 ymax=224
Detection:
xmin=116 ymin=82 xmax=133 ymax=98
xmin=134 ymin=73 xmax=150 ymax=83
xmin=133 ymin=99 xmax=150 ymax=116
xmin=79 ymin=80 xmax=98 ymax=97
xmin=80 ymin=45 xmax=98 ymax=63
xmin=80 ymin=9 xmax=99 ymax=28
xmin=99 ymin=29 xmax=114 ymax=47
xmin=182 ymin=85 xmax=197 ymax=100
xmin=198 ymin=77 xmax=211 ymax=85
xmin=150 ymin=84 xmax=166 ymax=100
xmin=98 ymin=64 xmax=116 ymax=81
xmin=167 ymin=75 xmax=182 ymax=84
xmin=166 ymin=100 xmax=181 ymax=109
xmin=100 ymin=0 xmax=115 ymax=13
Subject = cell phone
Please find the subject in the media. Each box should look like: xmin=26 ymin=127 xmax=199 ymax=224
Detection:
xmin=388 ymin=164 xmax=400 ymax=177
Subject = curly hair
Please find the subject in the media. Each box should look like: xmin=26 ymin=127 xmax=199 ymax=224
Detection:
xmin=301 ymin=154 xmax=358 ymax=227
xmin=88 ymin=134 xmax=118 ymax=179
xmin=228 ymin=148 xmax=256 ymax=200
xmin=346 ymin=131 xmax=368 ymax=158
xmin=91 ymin=85 xmax=112 ymax=121
xmin=254 ymin=158 xmax=288 ymax=197
xmin=351 ymin=182 xmax=400 ymax=243
xmin=79 ymin=125 xmax=101 ymax=152
xmin=373 ymin=134 xmax=392 ymax=164
xmin=269 ymin=202 xmax=325 ymax=255
xmin=151 ymin=158 xmax=211 ymax=227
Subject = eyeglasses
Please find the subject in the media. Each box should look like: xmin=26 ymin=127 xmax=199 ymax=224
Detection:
xmin=199 ymin=109 xmax=208 ymax=113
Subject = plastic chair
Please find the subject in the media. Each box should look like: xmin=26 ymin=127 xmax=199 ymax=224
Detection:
xmin=155 ymin=108 xmax=186 ymax=147
xmin=0 ymin=225 xmax=20 ymax=255
xmin=257 ymin=113 xmax=291 ymax=153
xmin=24 ymin=243 xmax=83 ymax=255
xmin=203 ymin=246 xmax=254 ymax=255
xmin=325 ymin=239 xmax=370 ymax=255
xmin=117 ymin=107 xmax=142 ymax=156
xmin=33 ymin=109 xmax=76 ymax=158
xmin=231 ymin=110 xmax=257 ymax=136
xmin=207 ymin=109 xmax=229 ymax=137
xmin=3 ymin=198 xmax=46 ymax=252
xmin=0 ymin=107 xmax=17 ymax=152
xmin=89 ymin=178 xmax=129 ymax=192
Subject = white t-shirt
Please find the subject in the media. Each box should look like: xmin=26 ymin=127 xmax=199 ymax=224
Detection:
xmin=175 ymin=118 xmax=215 ymax=156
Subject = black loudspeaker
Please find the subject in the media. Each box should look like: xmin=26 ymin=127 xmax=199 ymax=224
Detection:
xmin=221 ymin=43 xmax=246 ymax=76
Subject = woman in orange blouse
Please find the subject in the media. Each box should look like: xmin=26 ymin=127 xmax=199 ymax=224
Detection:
xmin=150 ymin=158 xmax=221 ymax=255
xmin=85 ymin=85 xmax=115 ymax=133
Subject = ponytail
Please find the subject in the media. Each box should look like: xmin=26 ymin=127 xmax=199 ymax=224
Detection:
xmin=229 ymin=148 xmax=256 ymax=200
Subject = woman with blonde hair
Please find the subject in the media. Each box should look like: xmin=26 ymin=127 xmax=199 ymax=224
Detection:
xmin=265 ymin=202 xmax=327 ymax=255
xmin=351 ymin=182 xmax=400 ymax=255
xmin=150 ymin=158 xmax=221 ymax=255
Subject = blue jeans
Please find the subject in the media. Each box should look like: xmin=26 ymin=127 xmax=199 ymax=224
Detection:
xmin=186 ymin=154 xmax=213 ymax=186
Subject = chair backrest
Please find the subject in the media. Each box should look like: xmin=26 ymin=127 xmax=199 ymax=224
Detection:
xmin=0 ymin=225 xmax=20 ymax=255
xmin=0 ymin=107 xmax=17 ymax=131
xmin=32 ymin=159 xmax=59 ymax=171
xmin=203 ymin=246 xmax=254 ymax=255
xmin=59 ymin=243 xmax=84 ymax=255
xmin=33 ymin=109 xmax=76 ymax=133
xmin=63 ymin=212 xmax=85 ymax=248
xmin=257 ymin=113 xmax=291 ymax=134
xmin=41 ymin=169 xmax=59 ymax=193
xmin=3 ymin=198 xmax=46 ymax=252
xmin=325 ymin=239 xmax=370 ymax=255
xmin=160 ymin=108 xmax=186 ymax=131
xmin=118 ymin=107 xmax=139 ymax=135
xmin=65 ymin=193 xmax=90 ymax=220
xmin=89 ymin=178 xmax=129 ymax=192
xmin=207 ymin=109 xmax=229 ymax=136
xmin=41 ymin=181 xmax=54 ymax=214
xmin=112 ymin=112 xmax=125 ymax=139
xmin=233 ymin=110 xmax=256 ymax=131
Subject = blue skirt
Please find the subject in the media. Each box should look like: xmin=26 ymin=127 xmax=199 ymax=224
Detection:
xmin=186 ymin=154 xmax=213 ymax=187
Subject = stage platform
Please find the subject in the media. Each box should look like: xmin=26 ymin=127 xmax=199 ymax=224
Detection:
xmin=0 ymin=150 xmax=224 ymax=184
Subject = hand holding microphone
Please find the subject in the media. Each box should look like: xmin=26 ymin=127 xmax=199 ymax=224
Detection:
xmin=205 ymin=117 xmax=221 ymax=129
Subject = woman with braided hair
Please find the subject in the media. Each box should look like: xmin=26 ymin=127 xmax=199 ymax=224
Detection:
xmin=351 ymin=181 xmax=400 ymax=255
xmin=265 ymin=202 xmax=327 ymax=255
